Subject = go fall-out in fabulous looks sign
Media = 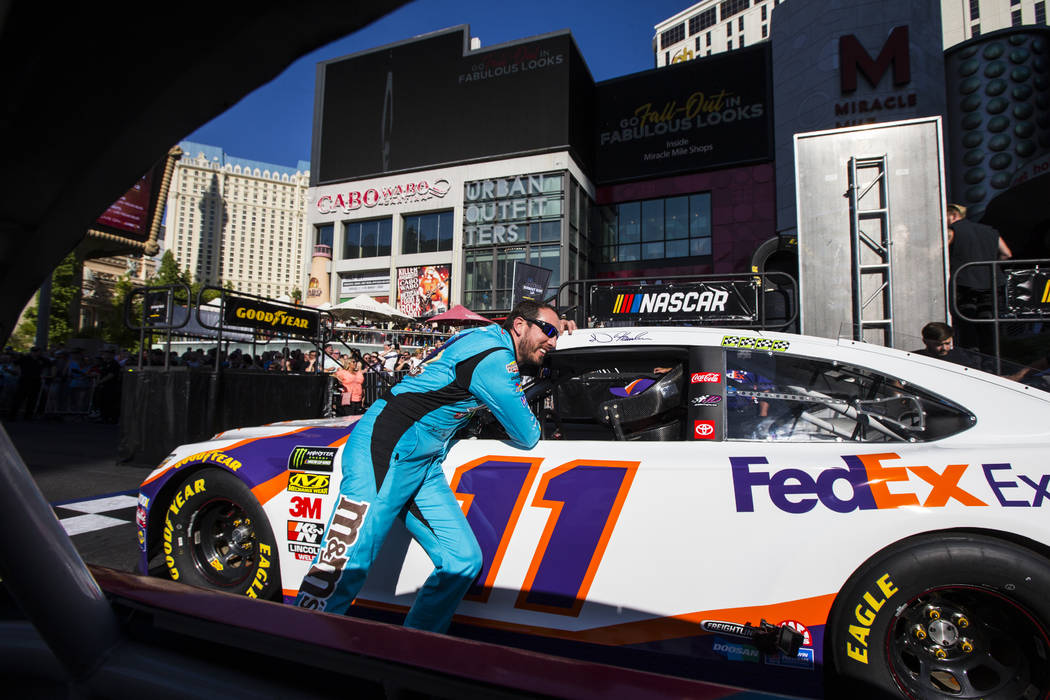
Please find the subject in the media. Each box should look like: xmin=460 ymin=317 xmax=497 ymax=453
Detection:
xmin=595 ymin=44 xmax=773 ymax=184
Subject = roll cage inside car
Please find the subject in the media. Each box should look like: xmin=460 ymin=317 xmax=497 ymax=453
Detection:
xmin=471 ymin=342 xmax=976 ymax=444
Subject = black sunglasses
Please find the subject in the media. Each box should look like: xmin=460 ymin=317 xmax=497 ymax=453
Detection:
xmin=525 ymin=317 xmax=559 ymax=338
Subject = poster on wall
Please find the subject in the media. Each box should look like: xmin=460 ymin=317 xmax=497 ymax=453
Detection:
xmin=511 ymin=262 xmax=552 ymax=305
xmin=397 ymin=265 xmax=451 ymax=319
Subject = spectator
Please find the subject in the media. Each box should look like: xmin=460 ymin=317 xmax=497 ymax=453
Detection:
xmin=94 ymin=348 xmax=122 ymax=423
xmin=334 ymin=358 xmax=365 ymax=416
xmin=947 ymin=203 xmax=1012 ymax=353
xmin=8 ymin=346 xmax=50 ymax=420
xmin=913 ymin=322 xmax=988 ymax=371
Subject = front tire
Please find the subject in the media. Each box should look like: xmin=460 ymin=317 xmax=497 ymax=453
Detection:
xmin=162 ymin=467 xmax=281 ymax=600
xmin=827 ymin=533 xmax=1050 ymax=699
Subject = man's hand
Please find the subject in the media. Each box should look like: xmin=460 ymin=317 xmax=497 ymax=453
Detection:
xmin=558 ymin=317 xmax=577 ymax=335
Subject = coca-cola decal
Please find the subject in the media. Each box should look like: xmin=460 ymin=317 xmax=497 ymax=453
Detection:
xmin=691 ymin=372 xmax=721 ymax=384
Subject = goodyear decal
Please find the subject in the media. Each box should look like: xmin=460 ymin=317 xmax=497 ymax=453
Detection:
xmin=287 ymin=445 xmax=338 ymax=473
xmin=168 ymin=450 xmax=242 ymax=472
xmin=288 ymin=471 xmax=330 ymax=495
xmin=163 ymin=476 xmax=207 ymax=581
xmin=845 ymin=573 xmax=898 ymax=664
xmin=721 ymin=335 xmax=790 ymax=352
xmin=731 ymin=453 xmax=1050 ymax=513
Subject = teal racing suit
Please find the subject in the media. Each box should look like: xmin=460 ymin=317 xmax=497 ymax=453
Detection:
xmin=295 ymin=324 xmax=540 ymax=632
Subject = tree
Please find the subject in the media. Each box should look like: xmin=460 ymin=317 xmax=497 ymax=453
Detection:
xmin=46 ymin=252 xmax=80 ymax=347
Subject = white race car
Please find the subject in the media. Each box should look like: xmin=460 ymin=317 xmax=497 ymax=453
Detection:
xmin=137 ymin=326 xmax=1050 ymax=698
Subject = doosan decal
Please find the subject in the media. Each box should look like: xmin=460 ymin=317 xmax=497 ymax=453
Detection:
xmin=732 ymin=453 xmax=1050 ymax=513
xmin=316 ymin=179 xmax=451 ymax=214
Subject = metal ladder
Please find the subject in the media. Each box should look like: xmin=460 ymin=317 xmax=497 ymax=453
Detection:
xmin=846 ymin=155 xmax=893 ymax=346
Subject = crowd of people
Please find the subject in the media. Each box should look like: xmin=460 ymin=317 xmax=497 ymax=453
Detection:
xmin=1 ymin=345 xmax=124 ymax=423
xmin=0 ymin=333 xmax=452 ymax=425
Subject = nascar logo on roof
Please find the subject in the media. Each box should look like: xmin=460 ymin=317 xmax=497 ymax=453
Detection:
xmin=612 ymin=289 xmax=729 ymax=315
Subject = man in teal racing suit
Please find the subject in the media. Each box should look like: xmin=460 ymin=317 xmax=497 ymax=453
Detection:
xmin=296 ymin=301 xmax=565 ymax=632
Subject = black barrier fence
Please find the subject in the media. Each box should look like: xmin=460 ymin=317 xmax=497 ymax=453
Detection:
xmin=950 ymin=258 xmax=1050 ymax=376
xmin=118 ymin=369 xmax=331 ymax=467
xmin=554 ymin=272 xmax=798 ymax=331
xmin=120 ymin=287 xmax=337 ymax=466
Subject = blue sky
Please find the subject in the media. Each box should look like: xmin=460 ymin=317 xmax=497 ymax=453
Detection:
xmin=185 ymin=0 xmax=692 ymax=168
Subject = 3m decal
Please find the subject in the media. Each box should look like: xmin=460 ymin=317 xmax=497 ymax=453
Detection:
xmin=732 ymin=453 xmax=1004 ymax=513
xmin=287 ymin=519 xmax=325 ymax=544
xmin=289 ymin=495 xmax=322 ymax=520
xmin=845 ymin=573 xmax=898 ymax=664
xmin=297 ymin=497 xmax=369 ymax=611
xmin=691 ymin=372 xmax=721 ymax=384
xmin=287 ymin=446 xmax=338 ymax=472
xmin=451 ymin=457 xmax=638 ymax=616
xmin=720 ymin=336 xmax=790 ymax=352
xmin=287 ymin=472 xmax=330 ymax=495
xmin=694 ymin=420 xmax=716 ymax=440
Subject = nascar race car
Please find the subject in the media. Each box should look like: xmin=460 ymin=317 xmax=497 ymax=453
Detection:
xmin=136 ymin=326 xmax=1050 ymax=698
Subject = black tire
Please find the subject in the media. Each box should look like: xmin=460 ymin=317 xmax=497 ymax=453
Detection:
xmin=827 ymin=533 xmax=1050 ymax=699
xmin=162 ymin=467 xmax=281 ymax=600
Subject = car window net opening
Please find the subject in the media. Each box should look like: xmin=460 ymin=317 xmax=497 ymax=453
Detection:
xmin=725 ymin=349 xmax=973 ymax=442
xmin=541 ymin=348 xmax=689 ymax=441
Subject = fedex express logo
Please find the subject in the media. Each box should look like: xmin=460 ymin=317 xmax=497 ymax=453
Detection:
xmin=733 ymin=453 xmax=1050 ymax=513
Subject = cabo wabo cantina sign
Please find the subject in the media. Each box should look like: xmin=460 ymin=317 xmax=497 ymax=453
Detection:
xmin=591 ymin=282 xmax=758 ymax=323
xmin=596 ymin=45 xmax=771 ymax=183
xmin=222 ymin=297 xmax=319 ymax=337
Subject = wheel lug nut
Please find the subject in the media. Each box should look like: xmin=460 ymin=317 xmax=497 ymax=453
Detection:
xmin=953 ymin=613 xmax=969 ymax=629
xmin=931 ymin=645 xmax=947 ymax=659
xmin=960 ymin=638 xmax=974 ymax=653
xmin=913 ymin=625 xmax=928 ymax=640
xmin=925 ymin=605 xmax=942 ymax=620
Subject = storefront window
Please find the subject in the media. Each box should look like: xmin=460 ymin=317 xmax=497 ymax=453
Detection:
xmin=599 ymin=193 xmax=712 ymax=263
xmin=315 ymin=223 xmax=333 ymax=248
xmin=342 ymin=218 xmax=391 ymax=259
xmin=402 ymin=210 xmax=453 ymax=255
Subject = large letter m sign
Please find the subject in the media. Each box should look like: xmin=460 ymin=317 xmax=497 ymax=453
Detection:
xmin=840 ymin=26 xmax=910 ymax=92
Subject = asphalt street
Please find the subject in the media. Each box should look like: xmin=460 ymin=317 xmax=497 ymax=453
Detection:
xmin=2 ymin=417 xmax=148 ymax=572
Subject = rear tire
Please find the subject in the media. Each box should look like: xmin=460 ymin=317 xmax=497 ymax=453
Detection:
xmin=162 ymin=467 xmax=281 ymax=600
xmin=827 ymin=533 xmax=1050 ymax=699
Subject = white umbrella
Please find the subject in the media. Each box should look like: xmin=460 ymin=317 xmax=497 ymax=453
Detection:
xmin=331 ymin=294 xmax=414 ymax=322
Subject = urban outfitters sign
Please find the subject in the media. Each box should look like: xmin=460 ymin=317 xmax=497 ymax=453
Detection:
xmin=463 ymin=173 xmax=562 ymax=248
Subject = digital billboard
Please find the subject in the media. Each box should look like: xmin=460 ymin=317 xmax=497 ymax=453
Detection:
xmin=595 ymin=45 xmax=773 ymax=184
xmin=94 ymin=155 xmax=170 ymax=240
xmin=315 ymin=27 xmax=593 ymax=184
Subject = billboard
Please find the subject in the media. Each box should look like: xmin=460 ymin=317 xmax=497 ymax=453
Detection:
xmin=315 ymin=27 xmax=591 ymax=184
xmin=94 ymin=155 xmax=170 ymax=240
xmin=397 ymin=264 xmax=451 ymax=319
xmin=595 ymin=45 xmax=773 ymax=184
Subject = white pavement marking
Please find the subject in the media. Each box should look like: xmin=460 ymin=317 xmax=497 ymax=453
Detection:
xmin=60 ymin=514 xmax=130 ymax=536
xmin=58 ymin=495 xmax=138 ymax=513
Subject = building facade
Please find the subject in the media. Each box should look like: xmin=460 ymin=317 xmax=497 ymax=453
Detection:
xmin=654 ymin=0 xmax=783 ymax=66
xmin=306 ymin=27 xmax=775 ymax=319
xmin=655 ymin=0 xmax=1050 ymax=67
xmin=163 ymin=142 xmax=310 ymax=299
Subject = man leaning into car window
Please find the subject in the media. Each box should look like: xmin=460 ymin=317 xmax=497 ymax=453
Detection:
xmin=296 ymin=301 xmax=573 ymax=633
